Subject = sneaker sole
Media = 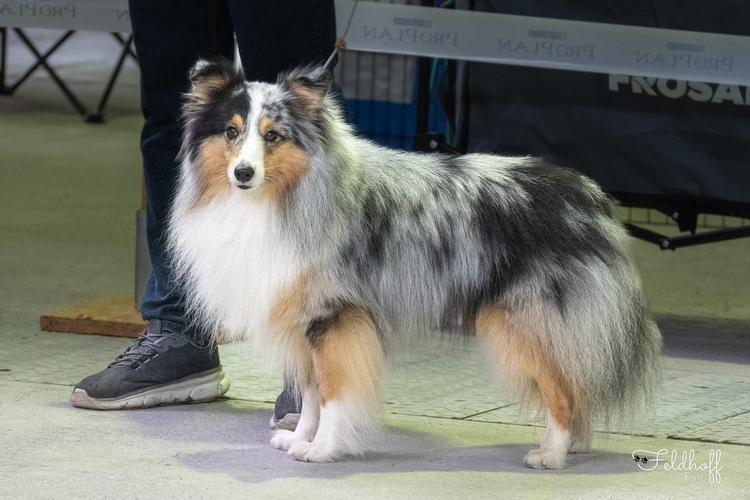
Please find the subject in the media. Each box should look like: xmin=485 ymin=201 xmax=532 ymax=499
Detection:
xmin=269 ymin=413 xmax=301 ymax=431
xmin=70 ymin=369 xmax=230 ymax=410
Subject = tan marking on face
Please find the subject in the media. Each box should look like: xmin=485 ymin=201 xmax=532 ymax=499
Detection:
xmin=195 ymin=136 xmax=232 ymax=205
xmin=257 ymin=116 xmax=310 ymax=200
xmin=195 ymin=134 xmax=239 ymax=206
xmin=310 ymin=306 xmax=385 ymax=406
xmin=229 ymin=113 xmax=244 ymax=132
xmin=476 ymin=305 xmax=574 ymax=430
xmin=193 ymin=114 xmax=246 ymax=206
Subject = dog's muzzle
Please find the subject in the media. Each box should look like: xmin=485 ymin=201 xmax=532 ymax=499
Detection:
xmin=234 ymin=165 xmax=254 ymax=189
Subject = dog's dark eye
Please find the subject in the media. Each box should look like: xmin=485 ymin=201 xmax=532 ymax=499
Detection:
xmin=263 ymin=130 xmax=279 ymax=144
xmin=226 ymin=127 xmax=239 ymax=140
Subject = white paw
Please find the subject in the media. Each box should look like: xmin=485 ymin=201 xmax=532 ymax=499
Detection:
xmin=270 ymin=429 xmax=302 ymax=451
xmin=288 ymin=441 xmax=336 ymax=462
xmin=568 ymin=437 xmax=591 ymax=454
xmin=524 ymin=448 xmax=567 ymax=470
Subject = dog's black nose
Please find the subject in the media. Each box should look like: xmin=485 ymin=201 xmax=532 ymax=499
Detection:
xmin=234 ymin=166 xmax=255 ymax=183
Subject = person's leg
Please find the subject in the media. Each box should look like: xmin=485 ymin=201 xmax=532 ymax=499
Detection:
xmin=227 ymin=0 xmax=336 ymax=83
xmin=136 ymin=1 xmax=235 ymax=328
xmin=71 ymin=0 xmax=236 ymax=410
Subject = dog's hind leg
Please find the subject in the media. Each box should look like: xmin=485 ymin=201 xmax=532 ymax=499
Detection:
xmin=476 ymin=305 xmax=574 ymax=469
xmin=288 ymin=305 xmax=385 ymax=462
xmin=525 ymin=371 xmax=574 ymax=469
xmin=568 ymin=410 xmax=592 ymax=454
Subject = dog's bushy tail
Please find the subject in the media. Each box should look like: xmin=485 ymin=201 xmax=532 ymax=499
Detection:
xmin=572 ymin=265 xmax=663 ymax=427
xmin=549 ymin=255 xmax=662 ymax=427
xmin=568 ymin=259 xmax=662 ymax=427
xmin=480 ymin=243 xmax=662 ymax=429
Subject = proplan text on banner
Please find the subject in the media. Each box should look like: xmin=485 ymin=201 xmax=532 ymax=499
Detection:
xmin=0 ymin=0 xmax=131 ymax=32
xmin=335 ymin=0 xmax=750 ymax=86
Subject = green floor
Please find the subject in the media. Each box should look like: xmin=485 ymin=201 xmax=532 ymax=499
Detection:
xmin=2 ymin=32 xmax=750 ymax=499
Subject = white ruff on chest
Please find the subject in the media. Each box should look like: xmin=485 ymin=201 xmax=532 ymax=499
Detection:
xmin=170 ymin=190 xmax=304 ymax=345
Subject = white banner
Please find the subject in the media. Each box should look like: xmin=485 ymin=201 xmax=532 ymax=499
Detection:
xmin=2 ymin=0 xmax=749 ymax=86
xmin=336 ymin=0 xmax=750 ymax=86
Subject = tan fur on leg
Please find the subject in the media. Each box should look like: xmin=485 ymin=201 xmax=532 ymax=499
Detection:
xmin=476 ymin=305 xmax=575 ymax=469
xmin=289 ymin=306 xmax=385 ymax=462
xmin=525 ymin=366 xmax=574 ymax=469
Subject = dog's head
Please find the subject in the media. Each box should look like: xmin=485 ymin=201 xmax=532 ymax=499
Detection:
xmin=180 ymin=58 xmax=333 ymax=204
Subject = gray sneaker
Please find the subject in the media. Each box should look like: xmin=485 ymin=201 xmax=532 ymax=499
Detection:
xmin=269 ymin=380 xmax=301 ymax=430
xmin=70 ymin=320 xmax=230 ymax=410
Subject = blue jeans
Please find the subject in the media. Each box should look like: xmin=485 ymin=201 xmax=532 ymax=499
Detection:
xmin=130 ymin=0 xmax=337 ymax=336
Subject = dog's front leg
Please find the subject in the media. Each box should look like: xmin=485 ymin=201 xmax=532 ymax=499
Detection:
xmin=270 ymin=381 xmax=320 ymax=451
xmin=287 ymin=305 xmax=385 ymax=462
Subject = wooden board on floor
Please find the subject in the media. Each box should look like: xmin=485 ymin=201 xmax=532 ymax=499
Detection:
xmin=40 ymin=296 xmax=145 ymax=339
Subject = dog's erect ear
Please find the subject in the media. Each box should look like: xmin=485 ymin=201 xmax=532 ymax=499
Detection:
xmin=279 ymin=66 xmax=332 ymax=121
xmin=186 ymin=57 xmax=244 ymax=105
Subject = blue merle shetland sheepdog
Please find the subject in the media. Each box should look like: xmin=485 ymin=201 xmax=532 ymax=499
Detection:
xmin=168 ymin=58 xmax=662 ymax=469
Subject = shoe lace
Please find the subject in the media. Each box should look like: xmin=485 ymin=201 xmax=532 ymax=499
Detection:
xmin=108 ymin=331 xmax=172 ymax=369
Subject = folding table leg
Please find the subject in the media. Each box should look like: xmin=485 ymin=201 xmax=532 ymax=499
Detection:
xmin=1 ymin=27 xmax=8 ymax=94
xmin=86 ymin=33 xmax=137 ymax=123
xmin=11 ymin=28 xmax=88 ymax=116
xmin=3 ymin=29 xmax=137 ymax=123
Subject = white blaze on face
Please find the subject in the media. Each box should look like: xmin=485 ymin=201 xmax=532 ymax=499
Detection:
xmin=228 ymin=84 xmax=268 ymax=190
